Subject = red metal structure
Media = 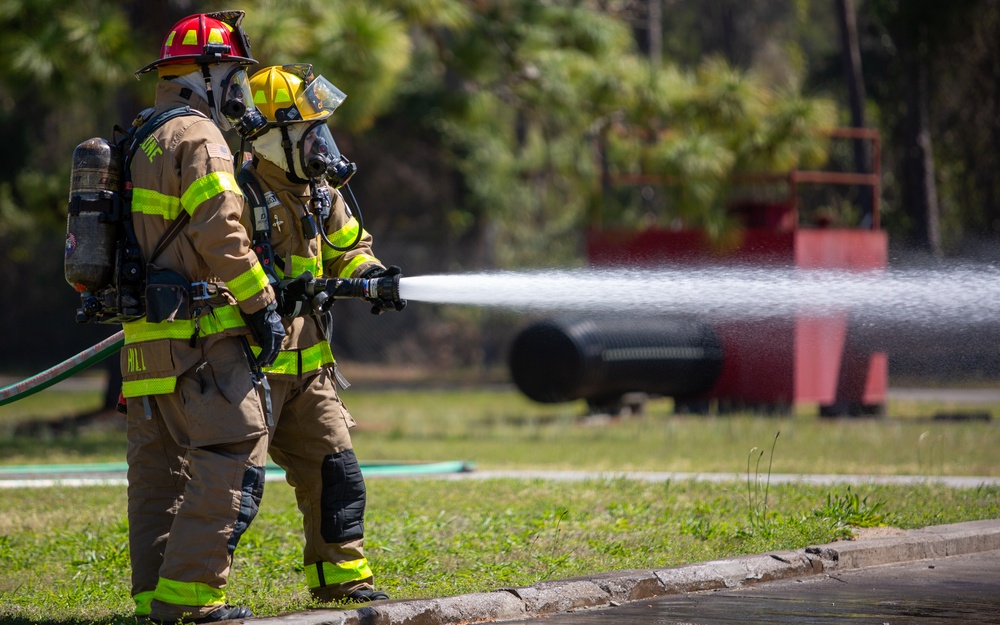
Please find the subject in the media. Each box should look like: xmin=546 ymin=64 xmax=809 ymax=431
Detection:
xmin=587 ymin=128 xmax=887 ymax=415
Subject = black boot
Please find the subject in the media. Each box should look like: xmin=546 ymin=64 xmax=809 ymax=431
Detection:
xmin=149 ymin=605 xmax=253 ymax=624
xmin=346 ymin=589 xmax=389 ymax=603
xmin=193 ymin=606 xmax=254 ymax=622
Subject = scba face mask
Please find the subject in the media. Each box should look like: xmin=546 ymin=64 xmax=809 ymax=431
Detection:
xmin=208 ymin=65 xmax=268 ymax=140
xmin=298 ymin=122 xmax=356 ymax=187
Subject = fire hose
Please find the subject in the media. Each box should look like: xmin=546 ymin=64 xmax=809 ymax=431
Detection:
xmin=0 ymin=274 xmax=401 ymax=407
xmin=0 ymin=331 xmax=125 ymax=407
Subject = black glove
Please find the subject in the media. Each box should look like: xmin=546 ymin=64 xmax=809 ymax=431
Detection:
xmin=363 ymin=265 xmax=406 ymax=315
xmin=244 ymin=302 xmax=285 ymax=367
xmin=277 ymin=271 xmax=315 ymax=318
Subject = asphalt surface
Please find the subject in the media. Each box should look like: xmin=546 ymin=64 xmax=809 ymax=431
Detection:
xmin=494 ymin=549 xmax=1000 ymax=624
xmin=248 ymin=518 xmax=1000 ymax=625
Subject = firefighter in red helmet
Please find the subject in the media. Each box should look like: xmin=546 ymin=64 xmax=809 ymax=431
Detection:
xmin=124 ymin=11 xmax=283 ymax=623
xmin=238 ymin=63 xmax=405 ymax=603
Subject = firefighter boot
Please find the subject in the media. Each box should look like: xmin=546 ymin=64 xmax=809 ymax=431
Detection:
xmin=347 ymin=589 xmax=389 ymax=603
xmin=148 ymin=605 xmax=253 ymax=624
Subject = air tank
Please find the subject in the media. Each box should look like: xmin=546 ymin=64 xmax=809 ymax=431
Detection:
xmin=508 ymin=315 xmax=724 ymax=408
xmin=65 ymin=137 xmax=120 ymax=293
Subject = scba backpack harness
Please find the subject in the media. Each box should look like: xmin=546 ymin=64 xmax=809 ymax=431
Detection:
xmin=65 ymin=106 xmax=208 ymax=324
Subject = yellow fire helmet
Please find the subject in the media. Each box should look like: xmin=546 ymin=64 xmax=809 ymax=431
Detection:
xmin=250 ymin=64 xmax=346 ymax=126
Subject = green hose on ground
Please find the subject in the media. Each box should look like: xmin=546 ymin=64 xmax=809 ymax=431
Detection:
xmin=0 ymin=331 xmax=124 ymax=407
xmin=0 ymin=460 xmax=476 ymax=486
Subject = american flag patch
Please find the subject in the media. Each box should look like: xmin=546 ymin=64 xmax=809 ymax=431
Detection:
xmin=206 ymin=143 xmax=232 ymax=160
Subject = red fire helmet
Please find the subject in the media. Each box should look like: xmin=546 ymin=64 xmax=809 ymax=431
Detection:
xmin=136 ymin=11 xmax=256 ymax=77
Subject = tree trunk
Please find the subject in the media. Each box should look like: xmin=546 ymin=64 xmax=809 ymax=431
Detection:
xmin=835 ymin=0 xmax=873 ymax=226
xmin=901 ymin=25 xmax=942 ymax=256
xmin=648 ymin=0 xmax=662 ymax=67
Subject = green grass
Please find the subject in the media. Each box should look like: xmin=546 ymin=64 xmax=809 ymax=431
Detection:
xmin=2 ymin=478 xmax=998 ymax=624
xmin=1 ymin=384 xmax=999 ymax=623
xmin=3 ymin=387 xmax=1000 ymax=476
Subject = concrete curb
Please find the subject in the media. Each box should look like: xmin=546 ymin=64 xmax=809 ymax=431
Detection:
xmin=250 ymin=519 xmax=1000 ymax=625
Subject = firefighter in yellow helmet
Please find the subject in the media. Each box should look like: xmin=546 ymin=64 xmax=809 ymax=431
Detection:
xmin=238 ymin=64 xmax=405 ymax=603
xmin=124 ymin=11 xmax=284 ymax=623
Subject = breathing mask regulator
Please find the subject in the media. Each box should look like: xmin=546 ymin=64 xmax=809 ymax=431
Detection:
xmin=272 ymin=121 xmax=361 ymax=250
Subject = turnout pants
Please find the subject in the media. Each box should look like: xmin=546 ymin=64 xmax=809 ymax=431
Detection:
xmin=267 ymin=368 xmax=374 ymax=600
xmin=126 ymin=337 xmax=270 ymax=621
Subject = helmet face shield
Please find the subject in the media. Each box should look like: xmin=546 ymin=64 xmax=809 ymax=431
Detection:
xmin=250 ymin=64 xmax=346 ymax=124
xmin=297 ymin=76 xmax=346 ymax=120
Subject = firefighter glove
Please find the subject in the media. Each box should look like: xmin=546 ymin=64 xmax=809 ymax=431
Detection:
xmin=277 ymin=271 xmax=315 ymax=318
xmin=245 ymin=302 xmax=285 ymax=367
xmin=364 ymin=265 xmax=406 ymax=315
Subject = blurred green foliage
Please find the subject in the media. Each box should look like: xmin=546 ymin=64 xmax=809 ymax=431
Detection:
xmin=3 ymin=0 xmax=999 ymax=373
xmin=0 ymin=0 xmax=841 ymax=266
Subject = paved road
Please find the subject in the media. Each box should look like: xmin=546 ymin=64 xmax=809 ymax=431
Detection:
xmin=251 ymin=519 xmax=1000 ymax=625
xmin=494 ymin=550 xmax=1000 ymax=624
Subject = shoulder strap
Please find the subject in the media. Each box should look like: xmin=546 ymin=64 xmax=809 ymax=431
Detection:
xmin=237 ymin=163 xmax=281 ymax=284
xmin=121 ymin=106 xmax=207 ymax=267
xmin=237 ymin=163 xmax=272 ymax=243
xmin=146 ymin=212 xmax=191 ymax=267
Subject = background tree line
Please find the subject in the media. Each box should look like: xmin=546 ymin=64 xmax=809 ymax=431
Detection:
xmin=1 ymin=0 xmax=998 ymax=374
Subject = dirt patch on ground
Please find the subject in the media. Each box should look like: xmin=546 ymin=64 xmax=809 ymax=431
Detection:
xmin=851 ymin=526 xmax=908 ymax=540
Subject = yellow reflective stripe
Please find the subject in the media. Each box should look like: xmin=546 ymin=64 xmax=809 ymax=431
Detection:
xmin=305 ymin=559 xmax=373 ymax=589
xmin=132 ymin=188 xmax=183 ymax=219
xmin=122 ymin=377 xmax=176 ymax=397
xmin=154 ymin=576 xmax=225 ymax=608
xmin=340 ymin=254 xmax=377 ymax=278
xmin=321 ymin=223 xmax=370 ymax=265
xmin=133 ymin=591 xmax=154 ymax=616
xmin=226 ymin=263 xmax=269 ymax=302
xmin=288 ymin=254 xmax=323 ymax=279
xmin=122 ymin=305 xmax=246 ymax=344
xmin=321 ymin=247 xmax=342 ymax=264
xmin=254 ymin=341 xmax=335 ymax=376
xmin=328 ymin=217 xmax=363 ymax=248
xmin=181 ymin=171 xmax=241 ymax=215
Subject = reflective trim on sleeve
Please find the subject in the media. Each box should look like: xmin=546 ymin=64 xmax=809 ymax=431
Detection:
xmin=122 ymin=304 xmax=246 ymax=344
xmin=153 ymin=576 xmax=226 ymax=608
xmin=181 ymin=171 xmax=241 ymax=215
xmin=321 ymin=218 xmax=370 ymax=264
xmin=328 ymin=217 xmax=362 ymax=248
xmin=305 ymin=558 xmax=373 ymax=590
xmin=132 ymin=188 xmax=183 ymax=220
xmin=253 ymin=341 xmax=335 ymax=376
xmin=226 ymin=263 xmax=270 ymax=302
xmin=321 ymin=247 xmax=343 ymax=265
xmin=287 ymin=254 xmax=324 ymax=280
xmin=340 ymin=254 xmax=377 ymax=279
xmin=122 ymin=376 xmax=176 ymax=397
xmin=133 ymin=591 xmax=155 ymax=617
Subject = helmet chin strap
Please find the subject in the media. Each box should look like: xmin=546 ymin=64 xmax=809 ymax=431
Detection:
xmin=200 ymin=66 xmax=218 ymax=115
xmin=279 ymin=126 xmax=309 ymax=184
xmin=200 ymin=64 xmax=234 ymax=131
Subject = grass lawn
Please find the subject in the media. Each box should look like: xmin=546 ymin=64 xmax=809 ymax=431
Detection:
xmin=1 ymin=382 xmax=999 ymax=623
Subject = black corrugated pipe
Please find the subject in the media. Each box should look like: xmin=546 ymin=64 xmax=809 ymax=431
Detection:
xmin=508 ymin=315 xmax=724 ymax=410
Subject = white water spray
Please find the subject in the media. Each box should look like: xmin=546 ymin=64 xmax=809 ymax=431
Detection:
xmin=398 ymin=265 xmax=1000 ymax=325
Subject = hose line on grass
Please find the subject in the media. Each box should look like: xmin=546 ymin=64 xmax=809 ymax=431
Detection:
xmin=0 ymin=331 xmax=125 ymax=407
